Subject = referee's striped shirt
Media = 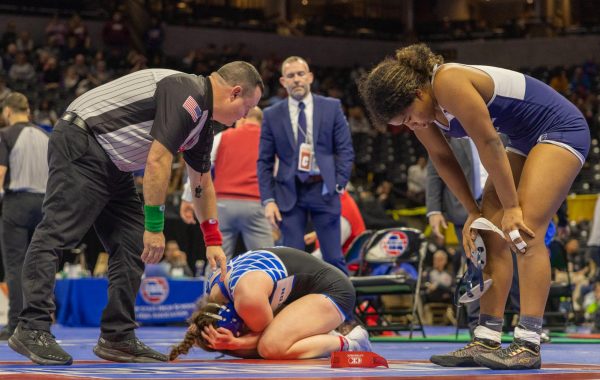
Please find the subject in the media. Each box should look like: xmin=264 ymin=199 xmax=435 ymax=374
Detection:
xmin=0 ymin=122 xmax=49 ymax=193
xmin=67 ymin=68 xmax=214 ymax=173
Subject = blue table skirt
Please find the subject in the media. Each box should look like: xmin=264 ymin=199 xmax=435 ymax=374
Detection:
xmin=54 ymin=277 xmax=204 ymax=327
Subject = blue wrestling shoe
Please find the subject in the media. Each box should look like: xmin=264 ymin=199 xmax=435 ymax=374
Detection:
xmin=346 ymin=325 xmax=372 ymax=352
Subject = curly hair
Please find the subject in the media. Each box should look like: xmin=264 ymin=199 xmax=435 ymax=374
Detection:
xmin=358 ymin=44 xmax=443 ymax=128
xmin=168 ymin=302 xmax=223 ymax=361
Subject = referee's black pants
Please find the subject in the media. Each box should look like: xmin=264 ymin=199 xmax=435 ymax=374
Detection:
xmin=19 ymin=120 xmax=145 ymax=341
xmin=1 ymin=192 xmax=44 ymax=331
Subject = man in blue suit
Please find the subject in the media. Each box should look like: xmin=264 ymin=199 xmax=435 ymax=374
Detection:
xmin=257 ymin=56 xmax=354 ymax=273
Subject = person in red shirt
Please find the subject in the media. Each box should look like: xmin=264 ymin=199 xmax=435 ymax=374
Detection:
xmin=181 ymin=107 xmax=273 ymax=259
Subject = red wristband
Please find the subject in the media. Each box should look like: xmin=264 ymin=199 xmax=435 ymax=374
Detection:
xmin=200 ymin=219 xmax=223 ymax=246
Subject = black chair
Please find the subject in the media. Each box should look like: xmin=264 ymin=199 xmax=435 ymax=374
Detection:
xmin=350 ymin=227 xmax=427 ymax=338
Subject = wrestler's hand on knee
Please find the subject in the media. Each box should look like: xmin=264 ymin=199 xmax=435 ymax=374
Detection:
xmin=142 ymin=231 xmax=166 ymax=264
xmin=463 ymin=211 xmax=481 ymax=259
xmin=206 ymin=245 xmax=227 ymax=279
xmin=501 ymin=206 xmax=535 ymax=254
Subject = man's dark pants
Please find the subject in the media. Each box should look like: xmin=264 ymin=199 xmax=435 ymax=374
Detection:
xmin=19 ymin=120 xmax=145 ymax=341
xmin=280 ymin=178 xmax=347 ymax=274
xmin=1 ymin=192 xmax=44 ymax=331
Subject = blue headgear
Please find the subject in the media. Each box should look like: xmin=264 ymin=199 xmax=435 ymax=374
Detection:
xmin=455 ymin=235 xmax=493 ymax=305
xmin=203 ymin=302 xmax=244 ymax=337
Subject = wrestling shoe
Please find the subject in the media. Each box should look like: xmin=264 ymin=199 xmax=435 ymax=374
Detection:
xmin=93 ymin=336 xmax=168 ymax=363
xmin=474 ymin=338 xmax=541 ymax=370
xmin=346 ymin=325 xmax=373 ymax=352
xmin=430 ymin=337 xmax=500 ymax=367
xmin=8 ymin=324 xmax=73 ymax=365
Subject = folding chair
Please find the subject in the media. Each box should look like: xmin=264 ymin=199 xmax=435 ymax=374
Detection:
xmin=350 ymin=227 xmax=427 ymax=338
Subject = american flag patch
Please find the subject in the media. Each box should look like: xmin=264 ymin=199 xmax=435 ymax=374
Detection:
xmin=182 ymin=95 xmax=202 ymax=123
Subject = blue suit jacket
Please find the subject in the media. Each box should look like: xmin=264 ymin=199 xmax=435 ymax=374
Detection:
xmin=257 ymin=95 xmax=354 ymax=212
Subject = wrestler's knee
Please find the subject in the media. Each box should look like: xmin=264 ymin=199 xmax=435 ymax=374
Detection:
xmin=257 ymin=336 xmax=288 ymax=359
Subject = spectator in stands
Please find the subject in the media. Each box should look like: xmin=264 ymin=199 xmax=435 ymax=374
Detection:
xmin=359 ymin=43 xmax=589 ymax=370
xmin=424 ymin=249 xmax=453 ymax=303
xmin=164 ymin=240 xmax=193 ymax=278
xmin=67 ymin=13 xmax=89 ymax=50
xmin=72 ymin=53 xmax=89 ymax=79
xmin=103 ymin=11 xmax=131 ymax=64
xmin=554 ymin=237 xmax=595 ymax=311
xmin=41 ymin=56 xmax=61 ymax=91
xmin=258 ymin=56 xmax=354 ymax=273
xmin=407 ymin=156 xmax=427 ymax=206
xmin=180 ymin=107 xmax=274 ymax=259
xmin=88 ymin=59 xmax=112 ymax=87
xmin=375 ymin=180 xmax=396 ymax=210
xmin=45 ymin=13 xmax=67 ymax=47
xmin=15 ymin=31 xmax=34 ymax=56
xmin=8 ymin=52 xmax=35 ymax=85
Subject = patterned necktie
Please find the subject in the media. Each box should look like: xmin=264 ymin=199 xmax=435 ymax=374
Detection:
xmin=296 ymin=101 xmax=309 ymax=182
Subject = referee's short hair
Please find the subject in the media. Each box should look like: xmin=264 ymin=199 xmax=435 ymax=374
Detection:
xmin=2 ymin=92 xmax=29 ymax=113
xmin=217 ymin=61 xmax=264 ymax=96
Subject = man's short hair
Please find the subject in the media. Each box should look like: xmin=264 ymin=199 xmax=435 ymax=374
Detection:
xmin=280 ymin=56 xmax=309 ymax=75
xmin=217 ymin=61 xmax=264 ymax=96
xmin=2 ymin=92 xmax=29 ymax=113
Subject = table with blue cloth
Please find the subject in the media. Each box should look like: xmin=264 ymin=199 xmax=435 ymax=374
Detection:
xmin=54 ymin=277 xmax=204 ymax=327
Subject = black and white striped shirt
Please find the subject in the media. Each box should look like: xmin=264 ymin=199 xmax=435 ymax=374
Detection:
xmin=67 ymin=69 xmax=214 ymax=173
xmin=0 ymin=122 xmax=49 ymax=194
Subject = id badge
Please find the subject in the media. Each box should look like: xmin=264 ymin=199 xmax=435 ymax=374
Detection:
xmin=298 ymin=143 xmax=312 ymax=172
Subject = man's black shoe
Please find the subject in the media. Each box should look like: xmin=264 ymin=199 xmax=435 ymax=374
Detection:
xmin=93 ymin=336 xmax=168 ymax=363
xmin=0 ymin=326 xmax=14 ymax=341
xmin=8 ymin=325 xmax=73 ymax=365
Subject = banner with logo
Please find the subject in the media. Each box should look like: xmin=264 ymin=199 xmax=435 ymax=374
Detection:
xmin=54 ymin=278 xmax=205 ymax=327
xmin=135 ymin=277 xmax=204 ymax=324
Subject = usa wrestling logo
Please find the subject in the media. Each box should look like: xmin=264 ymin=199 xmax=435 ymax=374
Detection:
xmin=140 ymin=277 xmax=169 ymax=304
xmin=380 ymin=231 xmax=409 ymax=257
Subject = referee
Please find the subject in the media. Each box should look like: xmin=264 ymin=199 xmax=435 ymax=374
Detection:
xmin=8 ymin=62 xmax=264 ymax=365
xmin=0 ymin=93 xmax=48 ymax=341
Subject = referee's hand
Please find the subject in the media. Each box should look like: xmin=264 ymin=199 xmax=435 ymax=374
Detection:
xmin=206 ymin=245 xmax=227 ymax=280
xmin=142 ymin=231 xmax=165 ymax=264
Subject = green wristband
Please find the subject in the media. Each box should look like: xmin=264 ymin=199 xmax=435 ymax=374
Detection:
xmin=144 ymin=205 xmax=165 ymax=232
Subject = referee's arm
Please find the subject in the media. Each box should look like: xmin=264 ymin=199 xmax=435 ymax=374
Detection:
xmin=141 ymin=139 xmax=173 ymax=264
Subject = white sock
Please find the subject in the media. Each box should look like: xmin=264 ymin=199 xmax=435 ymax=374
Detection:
xmin=514 ymin=325 xmax=541 ymax=346
xmin=474 ymin=325 xmax=502 ymax=343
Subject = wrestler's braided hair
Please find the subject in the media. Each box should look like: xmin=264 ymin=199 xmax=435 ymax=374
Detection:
xmin=168 ymin=303 xmax=221 ymax=360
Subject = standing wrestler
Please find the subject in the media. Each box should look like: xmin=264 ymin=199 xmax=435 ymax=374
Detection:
xmin=169 ymin=246 xmax=371 ymax=360
xmin=9 ymin=62 xmax=263 ymax=365
xmin=359 ymin=44 xmax=589 ymax=370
